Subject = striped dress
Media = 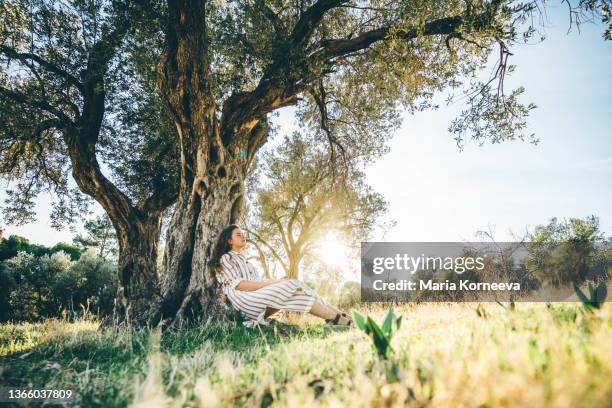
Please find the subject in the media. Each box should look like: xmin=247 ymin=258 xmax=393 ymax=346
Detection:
xmin=219 ymin=250 xmax=331 ymax=327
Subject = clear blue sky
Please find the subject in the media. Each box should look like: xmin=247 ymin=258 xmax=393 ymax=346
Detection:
xmin=1 ymin=4 xmax=610 ymax=246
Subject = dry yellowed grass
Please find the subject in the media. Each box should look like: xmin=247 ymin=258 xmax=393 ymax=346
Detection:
xmin=133 ymin=303 xmax=611 ymax=407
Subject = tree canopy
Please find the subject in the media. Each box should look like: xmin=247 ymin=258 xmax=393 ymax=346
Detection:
xmin=0 ymin=0 xmax=179 ymax=227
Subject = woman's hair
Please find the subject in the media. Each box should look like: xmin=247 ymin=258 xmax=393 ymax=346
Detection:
xmin=210 ymin=224 xmax=240 ymax=268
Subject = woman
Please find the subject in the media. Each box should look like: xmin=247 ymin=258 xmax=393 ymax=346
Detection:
xmin=213 ymin=224 xmax=353 ymax=328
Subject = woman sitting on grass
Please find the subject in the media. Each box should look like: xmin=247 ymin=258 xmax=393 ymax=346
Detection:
xmin=214 ymin=224 xmax=353 ymax=328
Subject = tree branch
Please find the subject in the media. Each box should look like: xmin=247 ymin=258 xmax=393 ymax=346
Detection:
xmin=0 ymin=85 xmax=72 ymax=124
xmin=140 ymin=186 xmax=179 ymax=216
xmin=255 ymin=0 xmax=285 ymax=35
xmin=218 ymin=0 xmax=351 ymax=145
xmin=247 ymin=236 xmax=271 ymax=278
xmin=0 ymin=45 xmax=85 ymax=92
xmin=270 ymin=211 xmax=292 ymax=258
xmin=287 ymin=194 xmax=304 ymax=247
xmin=291 ymin=0 xmax=349 ymax=45
xmin=244 ymin=227 xmax=290 ymax=273
xmin=309 ymin=80 xmax=349 ymax=165
xmin=222 ymin=1 xmax=503 ymax=152
xmin=317 ymin=15 xmax=462 ymax=58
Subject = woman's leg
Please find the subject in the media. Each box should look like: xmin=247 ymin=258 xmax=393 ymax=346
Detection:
xmin=291 ymin=280 xmax=350 ymax=319
xmin=309 ymin=301 xmax=351 ymax=324
xmin=256 ymin=280 xmax=350 ymax=324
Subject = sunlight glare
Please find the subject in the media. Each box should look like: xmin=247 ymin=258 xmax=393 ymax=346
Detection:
xmin=315 ymin=232 xmax=350 ymax=268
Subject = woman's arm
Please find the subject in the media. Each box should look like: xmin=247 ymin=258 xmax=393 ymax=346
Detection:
xmin=235 ymin=279 xmax=282 ymax=291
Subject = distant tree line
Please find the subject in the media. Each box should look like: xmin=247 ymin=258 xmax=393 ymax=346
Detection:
xmin=0 ymin=216 xmax=119 ymax=322
xmin=0 ymin=235 xmax=82 ymax=262
xmin=412 ymin=216 xmax=611 ymax=301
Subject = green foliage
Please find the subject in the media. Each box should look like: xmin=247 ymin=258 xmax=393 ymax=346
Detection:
xmin=69 ymin=250 xmax=118 ymax=314
xmin=0 ymin=234 xmax=81 ymax=262
xmin=0 ymin=249 xmax=117 ymax=322
xmin=2 ymin=251 xmax=59 ymax=321
xmin=0 ymin=235 xmax=49 ymax=261
xmin=0 ymin=0 xmax=178 ymax=226
xmin=574 ymin=281 xmax=607 ymax=312
xmin=49 ymin=243 xmax=82 ymax=261
xmin=353 ymin=307 xmax=402 ymax=360
xmin=0 ymin=260 xmax=15 ymax=321
xmin=525 ymin=216 xmax=610 ymax=287
xmin=73 ymin=214 xmax=118 ymax=261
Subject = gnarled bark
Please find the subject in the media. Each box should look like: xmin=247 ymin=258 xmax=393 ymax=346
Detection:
xmin=156 ymin=0 xmax=247 ymax=328
xmin=159 ymin=168 xmax=245 ymax=328
xmin=65 ymin=120 xmax=172 ymax=328
xmin=112 ymin=214 xmax=164 ymax=326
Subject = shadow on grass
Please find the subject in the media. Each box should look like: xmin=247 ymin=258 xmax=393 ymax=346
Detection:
xmin=0 ymin=320 xmax=338 ymax=391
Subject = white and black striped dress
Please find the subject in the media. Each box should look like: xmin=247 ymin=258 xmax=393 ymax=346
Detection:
xmin=219 ymin=250 xmax=330 ymax=327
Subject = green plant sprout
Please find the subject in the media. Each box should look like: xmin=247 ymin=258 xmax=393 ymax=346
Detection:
xmin=574 ymin=281 xmax=607 ymax=312
xmin=353 ymin=308 xmax=402 ymax=360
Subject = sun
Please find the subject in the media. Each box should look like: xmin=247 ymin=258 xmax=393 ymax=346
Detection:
xmin=315 ymin=232 xmax=350 ymax=268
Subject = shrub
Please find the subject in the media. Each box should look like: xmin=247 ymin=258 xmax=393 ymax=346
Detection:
xmin=0 ymin=249 xmax=118 ymax=322
xmin=69 ymin=249 xmax=118 ymax=315
xmin=3 ymin=252 xmax=58 ymax=321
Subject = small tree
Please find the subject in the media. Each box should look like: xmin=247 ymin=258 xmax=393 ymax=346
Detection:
xmin=73 ymin=215 xmax=118 ymax=261
xmin=526 ymin=216 xmax=610 ymax=287
xmin=248 ymin=132 xmax=387 ymax=279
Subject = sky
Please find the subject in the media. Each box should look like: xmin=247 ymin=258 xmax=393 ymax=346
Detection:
xmin=1 ymin=5 xmax=610 ymax=257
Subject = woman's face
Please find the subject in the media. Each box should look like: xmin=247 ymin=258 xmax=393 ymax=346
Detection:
xmin=228 ymin=227 xmax=247 ymax=251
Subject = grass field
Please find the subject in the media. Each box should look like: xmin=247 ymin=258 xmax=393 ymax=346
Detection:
xmin=1 ymin=303 xmax=611 ymax=407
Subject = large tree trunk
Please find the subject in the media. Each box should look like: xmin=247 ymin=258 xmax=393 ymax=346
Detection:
xmin=156 ymin=0 xmax=246 ymax=328
xmin=159 ymin=167 xmax=245 ymax=328
xmin=112 ymin=214 xmax=163 ymax=327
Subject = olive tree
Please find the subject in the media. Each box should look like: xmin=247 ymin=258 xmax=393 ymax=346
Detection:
xmin=246 ymin=132 xmax=387 ymax=279
xmin=155 ymin=0 xmax=609 ymax=327
xmin=0 ymin=0 xmax=179 ymax=325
